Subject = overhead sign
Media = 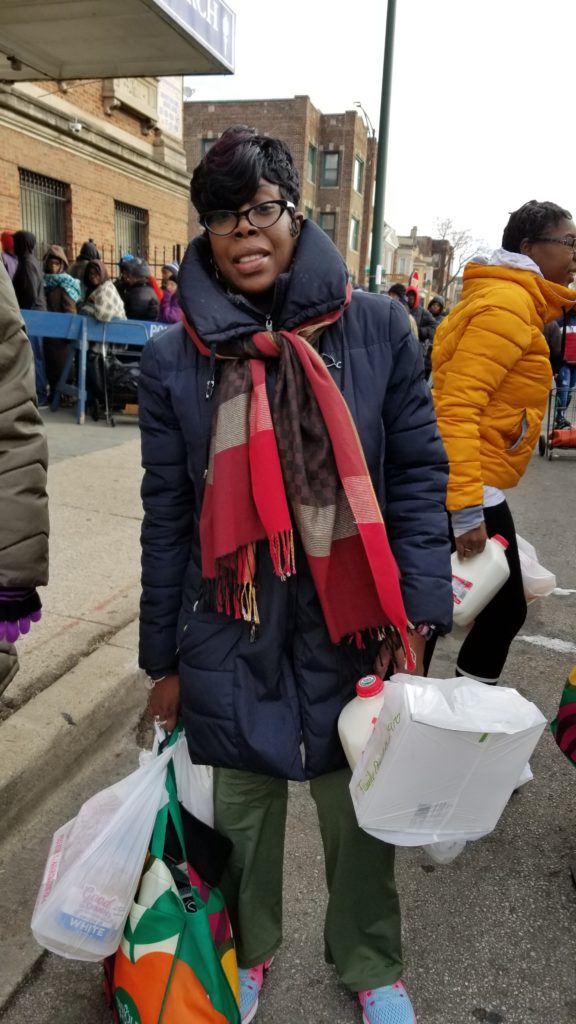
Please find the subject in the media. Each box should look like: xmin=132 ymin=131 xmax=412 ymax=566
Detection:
xmin=152 ymin=0 xmax=235 ymax=72
xmin=0 ymin=0 xmax=236 ymax=81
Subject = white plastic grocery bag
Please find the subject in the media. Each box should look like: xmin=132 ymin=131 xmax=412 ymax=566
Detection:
xmin=139 ymin=728 xmax=214 ymax=827
xmin=350 ymin=675 xmax=546 ymax=847
xmin=31 ymin=737 xmax=178 ymax=962
xmin=516 ymin=534 xmax=556 ymax=601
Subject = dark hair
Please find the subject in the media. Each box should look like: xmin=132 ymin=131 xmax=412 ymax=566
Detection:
xmin=502 ymin=200 xmax=572 ymax=252
xmin=388 ymin=282 xmax=406 ymax=299
xmin=190 ymin=125 xmax=300 ymax=215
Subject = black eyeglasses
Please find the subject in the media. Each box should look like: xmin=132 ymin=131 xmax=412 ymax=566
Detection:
xmin=534 ymin=236 xmax=576 ymax=252
xmin=201 ymin=200 xmax=296 ymax=236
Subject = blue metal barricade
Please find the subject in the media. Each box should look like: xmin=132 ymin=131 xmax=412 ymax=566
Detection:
xmin=21 ymin=312 xmax=170 ymax=424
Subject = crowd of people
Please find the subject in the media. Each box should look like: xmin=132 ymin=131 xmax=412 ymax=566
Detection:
xmin=0 ymin=230 xmax=181 ymax=405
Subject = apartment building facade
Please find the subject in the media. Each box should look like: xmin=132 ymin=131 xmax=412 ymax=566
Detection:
xmin=183 ymin=96 xmax=377 ymax=285
xmin=0 ymin=76 xmax=191 ymax=270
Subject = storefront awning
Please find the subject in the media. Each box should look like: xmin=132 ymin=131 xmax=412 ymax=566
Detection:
xmin=0 ymin=0 xmax=235 ymax=80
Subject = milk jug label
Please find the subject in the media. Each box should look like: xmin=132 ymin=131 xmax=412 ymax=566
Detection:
xmin=452 ymin=574 xmax=473 ymax=606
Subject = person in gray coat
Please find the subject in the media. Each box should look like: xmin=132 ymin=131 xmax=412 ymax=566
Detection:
xmin=0 ymin=263 xmax=49 ymax=693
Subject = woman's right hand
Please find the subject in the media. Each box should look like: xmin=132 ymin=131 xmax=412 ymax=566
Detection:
xmin=455 ymin=524 xmax=488 ymax=560
xmin=147 ymin=674 xmax=181 ymax=732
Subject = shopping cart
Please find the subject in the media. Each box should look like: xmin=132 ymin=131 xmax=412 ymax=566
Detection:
xmin=538 ymin=382 xmax=576 ymax=459
xmin=86 ymin=338 xmax=140 ymax=427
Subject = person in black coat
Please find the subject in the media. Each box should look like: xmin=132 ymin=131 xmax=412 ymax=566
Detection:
xmin=407 ymin=285 xmax=437 ymax=377
xmin=122 ymin=258 xmax=159 ymax=321
xmin=427 ymin=294 xmax=447 ymax=323
xmin=139 ymin=127 xmax=451 ymax=1024
xmin=12 ymin=231 xmax=46 ymax=311
xmin=12 ymin=231 xmax=48 ymax=405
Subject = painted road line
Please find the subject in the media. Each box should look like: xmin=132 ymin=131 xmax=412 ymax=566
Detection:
xmin=520 ymin=635 xmax=576 ymax=655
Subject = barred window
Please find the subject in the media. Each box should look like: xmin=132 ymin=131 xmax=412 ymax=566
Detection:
xmin=114 ymin=200 xmax=148 ymax=258
xmin=19 ymin=169 xmax=69 ymax=258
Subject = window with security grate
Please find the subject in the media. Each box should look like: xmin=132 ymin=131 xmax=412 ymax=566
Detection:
xmin=19 ymin=169 xmax=69 ymax=258
xmin=114 ymin=200 xmax=148 ymax=258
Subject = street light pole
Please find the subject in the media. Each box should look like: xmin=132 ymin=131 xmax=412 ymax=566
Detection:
xmin=354 ymin=100 xmax=375 ymax=139
xmin=369 ymin=0 xmax=397 ymax=293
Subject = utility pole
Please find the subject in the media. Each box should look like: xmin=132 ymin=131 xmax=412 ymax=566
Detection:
xmin=368 ymin=0 xmax=397 ymax=293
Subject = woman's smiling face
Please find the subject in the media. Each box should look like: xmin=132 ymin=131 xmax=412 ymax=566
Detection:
xmin=208 ymin=181 xmax=302 ymax=300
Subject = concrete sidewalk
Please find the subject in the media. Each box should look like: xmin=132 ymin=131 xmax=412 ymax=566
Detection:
xmin=1 ymin=429 xmax=142 ymax=713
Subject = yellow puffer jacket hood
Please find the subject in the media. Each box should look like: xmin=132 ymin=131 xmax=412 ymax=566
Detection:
xmin=432 ymin=261 xmax=576 ymax=511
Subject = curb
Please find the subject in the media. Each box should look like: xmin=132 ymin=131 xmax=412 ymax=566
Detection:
xmin=0 ymin=617 xmax=146 ymax=836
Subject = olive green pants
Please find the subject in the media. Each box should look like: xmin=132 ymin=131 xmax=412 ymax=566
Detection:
xmin=213 ymin=767 xmax=402 ymax=992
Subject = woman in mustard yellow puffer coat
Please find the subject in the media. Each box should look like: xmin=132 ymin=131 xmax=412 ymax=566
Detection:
xmin=432 ymin=200 xmax=576 ymax=683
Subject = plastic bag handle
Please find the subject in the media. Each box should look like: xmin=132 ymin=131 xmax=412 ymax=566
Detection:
xmin=150 ymin=753 xmax=187 ymax=861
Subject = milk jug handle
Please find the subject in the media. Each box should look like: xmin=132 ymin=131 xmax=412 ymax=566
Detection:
xmin=491 ymin=534 xmax=509 ymax=550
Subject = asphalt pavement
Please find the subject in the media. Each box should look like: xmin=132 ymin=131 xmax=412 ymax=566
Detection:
xmin=1 ymin=418 xmax=575 ymax=1024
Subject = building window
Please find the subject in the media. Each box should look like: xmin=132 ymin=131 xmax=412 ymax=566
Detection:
xmin=307 ymin=143 xmax=317 ymax=183
xmin=319 ymin=212 xmax=336 ymax=241
xmin=115 ymin=200 xmax=148 ymax=257
xmin=321 ymin=151 xmax=340 ymax=187
xmin=353 ymin=157 xmax=364 ymax=194
xmin=19 ymin=169 xmax=69 ymax=257
xmin=349 ymin=216 xmax=360 ymax=252
xmin=304 ymin=206 xmax=314 ymax=221
xmin=201 ymin=138 xmax=215 ymax=157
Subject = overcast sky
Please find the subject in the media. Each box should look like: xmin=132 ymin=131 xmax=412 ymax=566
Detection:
xmin=186 ymin=0 xmax=573 ymax=249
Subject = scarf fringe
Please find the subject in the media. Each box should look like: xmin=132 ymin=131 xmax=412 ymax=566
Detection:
xmin=203 ymin=548 xmax=261 ymax=627
xmin=270 ymin=529 xmax=296 ymax=581
xmin=346 ymin=625 xmax=415 ymax=672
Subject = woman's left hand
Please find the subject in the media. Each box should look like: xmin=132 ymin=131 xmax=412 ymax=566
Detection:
xmin=374 ymin=631 xmax=427 ymax=678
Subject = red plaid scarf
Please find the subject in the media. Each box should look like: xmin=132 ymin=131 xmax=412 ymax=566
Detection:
xmin=184 ymin=309 xmax=413 ymax=666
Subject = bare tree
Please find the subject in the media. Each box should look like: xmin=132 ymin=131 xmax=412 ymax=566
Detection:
xmin=436 ymin=218 xmax=491 ymax=299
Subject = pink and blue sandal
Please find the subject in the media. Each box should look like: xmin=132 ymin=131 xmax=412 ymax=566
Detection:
xmin=359 ymin=980 xmax=417 ymax=1024
xmin=238 ymin=957 xmax=274 ymax=1023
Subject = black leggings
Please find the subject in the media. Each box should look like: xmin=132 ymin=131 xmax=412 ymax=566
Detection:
xmin=427 ymin=501 xmax=527 ymax=683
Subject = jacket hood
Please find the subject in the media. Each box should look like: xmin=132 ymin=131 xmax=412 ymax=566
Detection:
xmin=84 ymin=259 xmax=110 ymax=285
xmin=406 ymin=285 xmax=420 ymax=308
xmin=178 ymin=219 xmax=349 ymax=346
xmin=124 ymin=257 xmax=151 ymax=280
xmin=44 ymin=244 xmax=69 ymax=270
xmin=1 ymin=230 xmax=14 ymax=255
xmin=79 ymin=239 xmax=100 ymax=260
xmin=463 ymin=261 xmax=576 ymax=323
xmin=13 ymin=230 xmax=37 ymax=258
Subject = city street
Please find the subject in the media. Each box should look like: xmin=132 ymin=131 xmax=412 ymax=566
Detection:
xmin=1 ymin=414 xmax=575 ymax=1024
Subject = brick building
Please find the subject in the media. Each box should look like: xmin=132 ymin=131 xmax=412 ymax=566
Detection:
xmin=0 ymin=76 xmax=191 ymax=271
xmin=390 ymin=227 xmax=455 ymax=305
xmin=183 ymin=96 xmax=377 ymax=285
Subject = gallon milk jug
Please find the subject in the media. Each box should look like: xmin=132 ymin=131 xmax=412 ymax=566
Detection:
xmin=451 ymin=534 xmax=510 ymax=627
xmin=338 ymin=675 xmax=386 ymax=769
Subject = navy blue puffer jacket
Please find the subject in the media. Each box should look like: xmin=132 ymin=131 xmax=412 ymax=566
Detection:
xmin=139 ymin=222 xmax=452 ymax=780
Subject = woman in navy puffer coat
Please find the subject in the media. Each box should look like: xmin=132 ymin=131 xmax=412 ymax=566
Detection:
xmin=139 ymin=127 xmax=451 ymax=1024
